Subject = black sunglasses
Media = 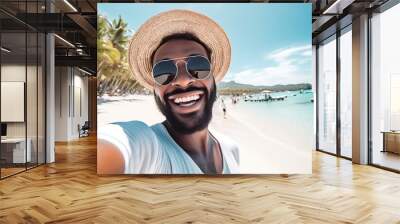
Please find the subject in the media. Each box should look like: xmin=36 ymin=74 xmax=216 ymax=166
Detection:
xmin=152 ymin=55 xmax=211 ymax=86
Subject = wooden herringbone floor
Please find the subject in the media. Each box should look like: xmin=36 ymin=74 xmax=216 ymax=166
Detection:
xmin=1 ymin=135 xmax=400 ymax=224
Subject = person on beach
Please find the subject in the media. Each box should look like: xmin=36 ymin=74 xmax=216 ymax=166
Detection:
xmin=98 ymin=10 xmax=239 ymax=174
xmin=221 ymin=98 xmax=227 ymax=119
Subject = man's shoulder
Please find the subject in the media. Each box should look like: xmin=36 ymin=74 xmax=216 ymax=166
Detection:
xmin=111 ymin=120 xmax=151 ymax=130
xmin=99 ymin=121 xmax=160 ymax=142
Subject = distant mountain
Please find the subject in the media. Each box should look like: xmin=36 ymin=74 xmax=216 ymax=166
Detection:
xmin=218 ymin=81 xmax=259 ymax=90
xmin=217 ymin=81 xmax=312 ymax=95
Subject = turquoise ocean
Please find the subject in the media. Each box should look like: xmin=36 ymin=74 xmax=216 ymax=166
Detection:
xmin=222 ymin=90 xmax=314 ymax=152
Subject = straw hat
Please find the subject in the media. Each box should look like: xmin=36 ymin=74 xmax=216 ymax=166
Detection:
xmin=128 ymin=9 xmax=231 ymax=90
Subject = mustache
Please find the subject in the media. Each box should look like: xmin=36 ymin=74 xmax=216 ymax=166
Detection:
xmin=165 ymin=86 xmax=207 ymax=99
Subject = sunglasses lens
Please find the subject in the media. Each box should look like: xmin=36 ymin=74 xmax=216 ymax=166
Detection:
xmin=187 ymin=56 xmax=211 ymax=79
xmin=152 ymin=60 xmax=177 ymax=85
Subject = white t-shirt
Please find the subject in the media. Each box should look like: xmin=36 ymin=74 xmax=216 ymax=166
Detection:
xmin=98 ymin=121 xmax=240 ymax=174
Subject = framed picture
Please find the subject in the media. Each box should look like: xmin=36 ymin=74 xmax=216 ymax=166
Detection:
xmin=97 ymin=3 xmax=313 ymax=174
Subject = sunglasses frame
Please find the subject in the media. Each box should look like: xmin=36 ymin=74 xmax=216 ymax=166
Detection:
xmin=151 ymin=55 xmax=212 ymax=86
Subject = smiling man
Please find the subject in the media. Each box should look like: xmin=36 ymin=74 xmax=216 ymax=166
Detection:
xmin=98 ymin=9 xmax=239 ymax=174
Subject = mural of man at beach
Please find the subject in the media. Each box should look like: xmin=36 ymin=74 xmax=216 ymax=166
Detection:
xmin=97 ymin=3 xmax=313 ymax=174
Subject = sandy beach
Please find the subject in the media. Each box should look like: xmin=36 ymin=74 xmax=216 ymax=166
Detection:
xmin=98 ymin=94 xmax=312 ymax=174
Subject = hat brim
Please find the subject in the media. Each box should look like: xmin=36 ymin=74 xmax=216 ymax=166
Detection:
xmin=128 ymin=9 xmax=231 ymax=90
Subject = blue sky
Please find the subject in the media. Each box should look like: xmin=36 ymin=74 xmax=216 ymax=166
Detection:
xmin=99 ymin=3 xmax=312 ymax=86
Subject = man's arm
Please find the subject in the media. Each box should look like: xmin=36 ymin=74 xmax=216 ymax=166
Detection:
xmin=97 ymin=139 xmax=125 ymax=174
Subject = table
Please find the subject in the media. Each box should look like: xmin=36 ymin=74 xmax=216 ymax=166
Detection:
xmin=1 ymin=138 xmax=31 ymax=163
xmin=381 ymin=131 xmax=400 ymax=154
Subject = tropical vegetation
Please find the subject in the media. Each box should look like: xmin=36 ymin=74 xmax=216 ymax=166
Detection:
xmin=217 ymin=81 xmax=312 ymax=95
xmin=97 ymin=14 xmax=146 ymax=96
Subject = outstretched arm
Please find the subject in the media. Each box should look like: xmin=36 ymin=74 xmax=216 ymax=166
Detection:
xmin=97 ymin=139 xmax=125 ymax=174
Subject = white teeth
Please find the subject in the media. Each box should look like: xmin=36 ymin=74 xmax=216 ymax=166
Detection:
xmin=173 ymin=94 xmax=200 ymax=104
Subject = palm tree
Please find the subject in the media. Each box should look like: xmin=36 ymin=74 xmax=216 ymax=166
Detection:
xmin=109 ymin=16 xmax=130 ymax=58
xmin=97 ymin=15 xmax=141 ymax=96
xmin=97 ymin=15 xmax=118 ymax=95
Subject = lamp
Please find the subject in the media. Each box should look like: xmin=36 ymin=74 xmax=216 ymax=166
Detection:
xmin=1 ymin=47 xmax=11 ymax=53
xmin=63 ymin=0 xmax=78 ymax=12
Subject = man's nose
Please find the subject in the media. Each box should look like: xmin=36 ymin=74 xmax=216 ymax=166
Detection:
xmin=170 ymin=60 xmax=194 ymax=87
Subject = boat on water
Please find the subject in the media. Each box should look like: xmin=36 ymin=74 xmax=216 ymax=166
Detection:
xmin=244 ymin=92 xmax=285 ymax=102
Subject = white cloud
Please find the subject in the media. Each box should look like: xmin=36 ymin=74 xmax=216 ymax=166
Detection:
xmin=231 ymin=44 xmax=312 ymax=86
xmin=301 ymin=50 xmax=312 ymax=57
xmin=266 ymin=45 xmax=310 ymax=62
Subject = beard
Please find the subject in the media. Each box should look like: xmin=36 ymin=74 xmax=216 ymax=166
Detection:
xmin=154 ymin=81 xmax=217 ymax=134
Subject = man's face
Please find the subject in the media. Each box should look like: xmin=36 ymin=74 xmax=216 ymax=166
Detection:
xmin=152 ymin=39 xmax=216 ymax=134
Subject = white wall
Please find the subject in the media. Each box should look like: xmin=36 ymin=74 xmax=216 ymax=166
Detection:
xmin=1 ymin=65 xmax=40 ymax=138
xmin=54 ymin=67 xmax=89 ymax=141
xmin=55 ymin=66 xmax=70 ymax=141
xmin=1 ymin=65 xmax=26 ymax=139
xmin=1 ymin=82 xmax=25 ymax=122
xmin=72 ymin=73 xmax=89 ymax=137
xmin=1 ymin=63 xmax=46 ymax=164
